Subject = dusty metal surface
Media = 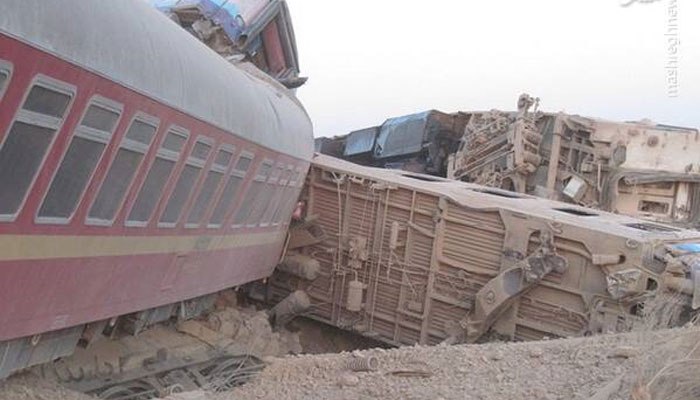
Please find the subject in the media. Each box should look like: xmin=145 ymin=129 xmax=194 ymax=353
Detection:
xmin=267 ymin=154 xmax=700 ymax=346
xmin=151 ymin=0 xmax=306 ymax=88
xmin=317 ymin=110 xmax=467 ymax=176
xmin=448 ymin=94 xmax=700 ymax=228
xmin=315 ymin=95 xmax=700 ymax=228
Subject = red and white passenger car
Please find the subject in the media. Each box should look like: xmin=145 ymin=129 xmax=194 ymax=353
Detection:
xmin=0 ymin=0 xmax=313 ymax=377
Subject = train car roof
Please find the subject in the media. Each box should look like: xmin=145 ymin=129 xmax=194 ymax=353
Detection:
xmin=0 ymin=0 xmax=313 ymax=161
xmin=312 ymin=154 xmax=700 ymax=243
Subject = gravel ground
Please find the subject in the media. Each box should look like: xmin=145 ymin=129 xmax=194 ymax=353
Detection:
xmin=217 ymin=327 xmax=700 ymax=400
xmin=0 ymin=373 xmax=93 ymax=400
xmin=2 ymin=327 xmax=698 ymax=400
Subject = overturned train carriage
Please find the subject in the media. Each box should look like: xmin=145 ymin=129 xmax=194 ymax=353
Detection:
xmin=269 ymin=155 xmax=700 ymax=345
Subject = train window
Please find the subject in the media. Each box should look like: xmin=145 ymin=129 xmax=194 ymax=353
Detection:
xmin=22 ymin=85 xmax=71 ymax=118
xmin=0 ymin=63 xmax=11 ymax=100
xmin=270 ymin=167 xmax=295 ymax=225
xmin=161 ymin=130 xmax=187 ymax=152
xmin=80 ymin=104 xmax=121 ymax=132
xmin=235 ymin=156 xmax=252 ymax=172
xmin=246 ymin=164 xmax=282 ymax=226
xmin=87 ymin=115 xmax=158 ymax=224
xmin=255 ymin=164 xmax=284 ymax=227
xmin=246 ymin=166 xmax=282 ymax=227
xmin=232 ymin=160 xmax=273 ymax=227
xmin=159 ymin=137 xmax=212 ymax=226
xmin=38 ymin=98 xmax=122 ymax=221
xmin=186 ymin=146 xmax=234 ymax=227
xmin=126 ymin=128 xmax=188 ymax=226
xmin=0 ymin=71 xmax=7 ymax=93
xmin=191 ymin=141 xmax=212 ymax=160
xmin=208 ymin=152 xmax=254 ymax=227
xmin=214 ymin=148 xmax=233 ymax=166
xmin=274 ymin=167 xmax=305 ymax=225
xmin=0 ymin=77 xmax=74 ymax=220
xmin=125 ymin=119 xmax=158 ymax=145
xmin=275 ymin=171 xmax=299 ymax=225
xmin=261 ymin=166 xmax=291 ymax=226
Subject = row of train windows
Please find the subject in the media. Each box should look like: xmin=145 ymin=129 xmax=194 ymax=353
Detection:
xmin=0 ymin=71 xmax=303 ymax=228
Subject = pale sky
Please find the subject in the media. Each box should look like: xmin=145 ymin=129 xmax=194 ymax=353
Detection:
xmin=286 ymin=0 xmax=699 ymax=137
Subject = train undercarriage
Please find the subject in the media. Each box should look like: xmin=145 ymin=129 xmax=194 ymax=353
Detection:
xmin=265 ymin=155 xmax=700 ymax=346
xmin=6 ymin=290 xmax=304 ymax=399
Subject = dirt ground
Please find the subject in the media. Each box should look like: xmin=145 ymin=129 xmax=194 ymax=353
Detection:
xmin=2 ymin=326 xmax=699 ymax=400
xmin=0 ymin=373 xmax=93 ymax=400
xmin=217 ymin=327 xmax=700 ymax=400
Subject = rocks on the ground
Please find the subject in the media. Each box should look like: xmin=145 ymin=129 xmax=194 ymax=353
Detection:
xmin=217 ymin=327 xmax=699 ymax=400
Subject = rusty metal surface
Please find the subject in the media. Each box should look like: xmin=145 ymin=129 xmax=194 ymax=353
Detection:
xmin=268 ymin=154 xmax=700 ymax=346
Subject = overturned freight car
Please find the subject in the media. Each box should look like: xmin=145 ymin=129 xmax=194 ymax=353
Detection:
xmin=266 ymin=155 xmax=700 ymax=346
xmin=316 ymin=95 xmax=700 ymax=228
xmin=316 ymin=110 xmax=467 ymax=176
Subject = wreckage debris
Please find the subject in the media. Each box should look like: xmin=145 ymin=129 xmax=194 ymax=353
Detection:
xmin=346 ymin=355 xmax=379 ymax=372
xmin=316 ymin=95 xmax=700 ymax=228
xmin=152 ymin=0 xmax=306 ymax=88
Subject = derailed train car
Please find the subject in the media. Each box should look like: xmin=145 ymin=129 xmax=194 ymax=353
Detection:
xmin=151 ymin=0 xmax=305 ymax=88
xmin=268 ymin=155 xmax=700 ymax=345
xmin=316 ymin=110 xmax=466 ymax=176
xmin=315 ymin=95 xmax=700 ymax=229
xmin=0 ymin=0 xmax=312 ymax=380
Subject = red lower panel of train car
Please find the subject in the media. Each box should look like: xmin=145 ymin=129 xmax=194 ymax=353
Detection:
xmin=0 ymin=232 xmax=286 ymax=341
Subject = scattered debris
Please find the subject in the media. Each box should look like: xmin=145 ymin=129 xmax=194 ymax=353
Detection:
xmin=151 ymin=0 xmax=305 ymax=87
xmin=346 ymin=355 xmax=379 ymax=372
xmin=336 ymin=373 xmax=360 ymax=387
xmin=608 ymin=346 xmax=640 ymax=359
xmin=219 ymin=327 xmax=700 ymax=400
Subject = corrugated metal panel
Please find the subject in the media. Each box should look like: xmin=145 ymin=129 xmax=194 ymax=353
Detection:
xmin=344 ymin=126 xmax=379 ymax=156
xmin=375 ymin=111 xmax=431 ymax=159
